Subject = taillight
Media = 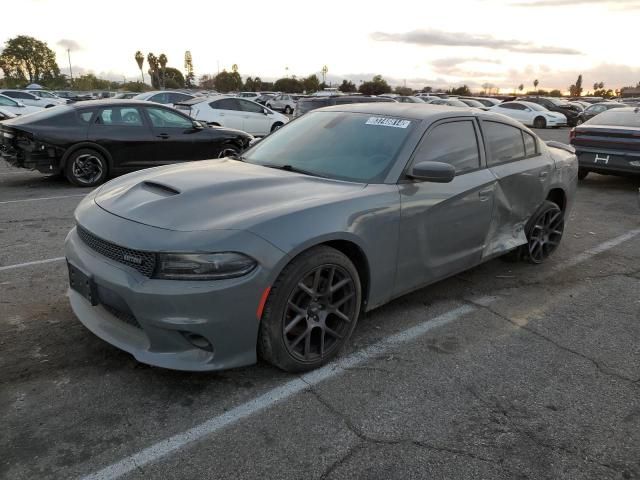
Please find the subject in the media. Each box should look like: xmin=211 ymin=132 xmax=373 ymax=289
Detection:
xmin=569 ymin=128 xmax=576 ymax=142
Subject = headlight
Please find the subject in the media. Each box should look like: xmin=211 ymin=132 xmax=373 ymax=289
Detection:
xmin=155 ymin=252 xmax=256 ymax=280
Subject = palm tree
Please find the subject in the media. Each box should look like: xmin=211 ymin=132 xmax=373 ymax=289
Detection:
xmin=147 ymin=53 xmax=158 ymax=88
xmin=135 ymin=51 xmax=145 ymax=84
xmin=518 ymin=84 xmax=524 ymax=93
xmin=593 ymin=82 xmax=598 ymax=91
xmin=598 ymin=82 xmax=604 ymax=89
xmin=158 ymin=54 xmax=168 ymax=89
xmin=533 ymin=79 xmax=539 ymax=91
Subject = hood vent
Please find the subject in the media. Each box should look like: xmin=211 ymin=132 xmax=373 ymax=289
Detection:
xmin=142 ymin=181 xmax=181 ymax=196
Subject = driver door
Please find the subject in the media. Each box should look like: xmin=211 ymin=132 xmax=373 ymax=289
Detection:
xmin=395 ymin=118 xmax=496 ymax=296
xmin=143 ymin=106 xmax=202 ymax=164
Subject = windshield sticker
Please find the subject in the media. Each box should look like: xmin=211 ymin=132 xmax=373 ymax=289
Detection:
xmin=365 ymin=117 xmax=411 ymax=128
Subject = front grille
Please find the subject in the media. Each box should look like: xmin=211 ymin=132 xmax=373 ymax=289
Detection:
xmin=102 ymin=304 xmax=142 ymax=329
xmin=77 ymin=226 xmax=156 ymax=277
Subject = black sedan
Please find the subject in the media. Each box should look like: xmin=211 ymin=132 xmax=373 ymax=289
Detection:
xmin=0 ymin=100 xmax=252 ymax=186
xmin=576 ymin=102 xmax=626 ymax=125
xmin=570 ymin=107 xmax=640 ymax=180
xmin=517 ymin=97 xmax=580 ymax=126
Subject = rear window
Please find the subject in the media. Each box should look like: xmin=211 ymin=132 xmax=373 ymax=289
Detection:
xmin=585 ymin=110 xmax=640 ymax=127
xmin=484 ymin=121 xmax=527 ymax=165
xmin=3 ymin=105 xmax=73 ymax=125
xmin=297 ymin=98 xmax=330 ymax=114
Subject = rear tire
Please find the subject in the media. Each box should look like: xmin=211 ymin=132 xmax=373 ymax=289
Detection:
xmin=533 ymin=117 xmax=547 ymax=129
xmin=258 ymin=246 xmax=362 ymax=372
xmin=578 ymin=168 xmax=589 ymax=180
xmin=64 ymin=148 xmax=108 ymax=187
xmin=284 ymin=106 xmax=292 ymax=114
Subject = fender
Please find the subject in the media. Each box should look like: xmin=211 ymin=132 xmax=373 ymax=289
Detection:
xmin=60 ymin=142 xmax=114 ymax=171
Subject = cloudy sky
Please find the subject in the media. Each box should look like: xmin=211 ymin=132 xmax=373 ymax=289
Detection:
xmin=3 ymin=0 xmax=640 ymax=92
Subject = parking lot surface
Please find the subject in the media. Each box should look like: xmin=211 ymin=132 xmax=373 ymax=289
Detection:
xmin=1 ymin=128 xmax=639 ymax=480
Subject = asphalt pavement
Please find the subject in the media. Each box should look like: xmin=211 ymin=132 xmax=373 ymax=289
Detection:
xmin=1 ymin=127 xmax=640 ymax=480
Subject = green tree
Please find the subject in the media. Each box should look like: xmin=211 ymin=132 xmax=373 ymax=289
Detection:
xmin=244 ymin=76 xmax=255 ymax=91
xmin=302 ymin=74 xmax=320 ymax=93
xmin=548 ymin=89 xmax=562 ymax=97
xmin=214 ymin=70 xmax=242 ymax=92
xmin=533 ymin=79 xmax=539 ymax=90
xmin=147 ymin=53 xmax=159 ymax=88
xmin=273 ymin=77 xmax=303 ymax=93
xmin=394 ymin=85 xmax=413 ymax=96
xmin=338 ymin=80 xmax=357 ymax=93
xmin=518 ymin=84 xmax=524 ymax=93
xmin=135 ymin=51 xmax=145 ymax=84
xmin=162 ymin=67 xmax=185 ymax=89
xmin=121 ymin=81 xmax=149 ymax=92
xmin=448 ymin=85 xmax=471 ymax=96
xmin=184 ymin=51 xmax=195 ymax=88
xmin=359 ymin=75 xmax=391 ymax=95
xmin=254 ymin=76 xmax=263 ymax=91
xmin=422 ymin=86 xmax=433 ymax=93
xmin=0 ymin=35 xmax=60 ymax=85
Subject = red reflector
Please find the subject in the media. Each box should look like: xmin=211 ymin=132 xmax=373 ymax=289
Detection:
xmin=569 ymin=128 xmax=576 ymax=141
xmin=256 ymin=287 xmax=271 ymax=321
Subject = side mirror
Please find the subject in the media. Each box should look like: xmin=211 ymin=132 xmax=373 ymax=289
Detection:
xmin=263 ymin=108 xmax=269 ymax=115
xmin=525 ymin=108 xmax=531 ymax=112
xmin=17 ymin=102 xmax=26 ymax=107
xmin=192 ymin=120 xmax=204 ymax=130
xmin=408 ymin=161 xmax=456 ymax=183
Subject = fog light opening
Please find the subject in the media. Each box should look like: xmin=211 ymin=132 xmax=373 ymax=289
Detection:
xmin=181 ymin=332 xmax=214 ymax=352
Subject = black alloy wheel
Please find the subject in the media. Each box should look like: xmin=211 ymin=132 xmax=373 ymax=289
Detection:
xmin=525 ymin=201 xmax=564 ymax=264
xmin=533 ymin=116 xmax=547 ymax=129
xmin=64 ymin=148 xmax=108 ymax=187
xmin=258 ymin=246 xmax=362 ymax=372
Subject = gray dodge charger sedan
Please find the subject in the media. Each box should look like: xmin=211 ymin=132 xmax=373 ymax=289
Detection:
xmin=65 ymin=103 xmax=578 ymax=372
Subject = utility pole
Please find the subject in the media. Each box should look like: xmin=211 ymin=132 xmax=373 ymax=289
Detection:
xmin=67 ymin=48 xmax=73 ymax=83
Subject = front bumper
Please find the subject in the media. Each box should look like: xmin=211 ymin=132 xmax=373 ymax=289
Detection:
xmin=65 ymin=202 xmax=287 ymax=371
xmin=546 ymin=117 xmax=567 ymax=127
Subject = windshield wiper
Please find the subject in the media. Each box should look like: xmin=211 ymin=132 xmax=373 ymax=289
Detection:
xmin=263 ymin=164 xmax=326 ymax=178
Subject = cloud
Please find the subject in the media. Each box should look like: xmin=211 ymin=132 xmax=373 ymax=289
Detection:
xmin=370 ymin=29 xmax=582 ymax=55
xmin=57 ymin=39 xmax=82 ymax=51
xmin=511 ymin=0 xmax=640 ymax=7
xmin=431 ymin=57 xmax=502 ymax=68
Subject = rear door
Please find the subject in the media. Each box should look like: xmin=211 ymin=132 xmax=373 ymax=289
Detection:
xmin=237 ymin=98 xmax=270 ymax=135
xmin=144 ymin=106 xmax=202 ymax=163
xmin=480 ymin=120 xmax=554 ymax=256
xmin=395 ymin=118 xmax=497 ymax=295
xmin=89 ymin=105 xmax=155 ymax=171
xmin=209 ymin=98 xmax=245 ymax=130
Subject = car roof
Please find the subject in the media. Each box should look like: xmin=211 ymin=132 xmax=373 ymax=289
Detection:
xmin=66 ymin=99 xmax=173 ymax=109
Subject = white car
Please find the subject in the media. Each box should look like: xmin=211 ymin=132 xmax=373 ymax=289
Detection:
xmin=0 ymin=90 xmax=63 ymax=108
xmin=0 ymin=107 xmax=17 ymax=121
xmin=0 ymin=93 xmax=44 ymax=116
xmin=131 ymin=90 xmax=195 ymax=105
xmin=266 ymin=94 xmax=296 ymax=114
xmin=27 ymin=90 xmax=68 ymax=105
xmin=174 ymin=96 xmax=289 ymax=136
xmin=236 ymin=92 xmax=261 ymax=102
xmin=489 ymin=101 xmax=567 ymax=129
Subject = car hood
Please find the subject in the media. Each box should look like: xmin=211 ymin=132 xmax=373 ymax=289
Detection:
xmin=93 ymin=159 xmax=367 ymax=232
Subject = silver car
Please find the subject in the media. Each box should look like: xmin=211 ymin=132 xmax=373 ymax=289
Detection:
xmin=65 ymin=104 xmax=578 ymax=372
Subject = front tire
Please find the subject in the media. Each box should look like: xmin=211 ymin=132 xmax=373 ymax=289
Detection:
xmin=64 ymin=148 xmax=108 ymax=187
xmin=218 ymin=144 xmax=241 ymax=158
xmin=258 ymin=246 xmax=362 ymax=372
xmin=533 ymin=116 xmax=547 ymax=129
xmin=284 ymin=106 xmax=292 ymax=114
xmin=270 ymin=122 xmax=284 ymax=132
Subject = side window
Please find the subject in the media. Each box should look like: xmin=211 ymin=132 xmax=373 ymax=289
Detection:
xmin=96 ymin=107 xmax=143 ymax=126
xmin=0 ymin=96 xmax=17 ymax=106
xmin=2 ymin=91 xmax=18 ymax=98
xmin=171 ymin=93 xmax=191 ymax=103
xmin=523 ymin=131 xmax=538 ymax=156
xmin=149 ymin=93 xmax=168 ymax=104
xmin=238 ymin=99 xmax=263 ymax=114
xmin=212 ymin=98 xmax=241 ymax=111
xmin=78 ymin=110 xmax=95 ymax=123
xmin=511 ymin=103 xmax=527 ymax=110
xmin=413 ymin=120 xmax=480 ymax=175
xmin=146 ymin=107 xmax=193 ymax=128
xmin=484 ymin=121 xmax=526 ymax=165
xmin=499 ymin=104 xmax=516 ymax=110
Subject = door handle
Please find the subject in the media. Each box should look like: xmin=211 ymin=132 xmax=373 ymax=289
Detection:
xmin=478 ymin=188 xmax=493 ymax=201
xmin=156 ymin=133 xmax=169 ymax=139
xmin=539 ymin=171 xmax=549 ymax=179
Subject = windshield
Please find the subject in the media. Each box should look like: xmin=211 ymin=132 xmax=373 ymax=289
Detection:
xmin=585 ymin=110 xmax=640 ymax=127
xmin=524 ymin=102 xmax=546 ymax=111
xmin=243 ymin=111 xmax=415 ymax=183
xmin=460 ymin=99 xmax=483 ymax=107
xmin=547 ymin=98 xmax=567 ymax=106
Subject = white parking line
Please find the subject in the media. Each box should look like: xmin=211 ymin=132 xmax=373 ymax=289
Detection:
xmin=0 ymin=257 xmax=65 ymax=272
xmin=79 ymin=304 xmax=477 ymax=480
xmin=78 ymin=227 xmax=640 ymax=480
xmin=0 ymin=194 xmax=86 ymax=205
